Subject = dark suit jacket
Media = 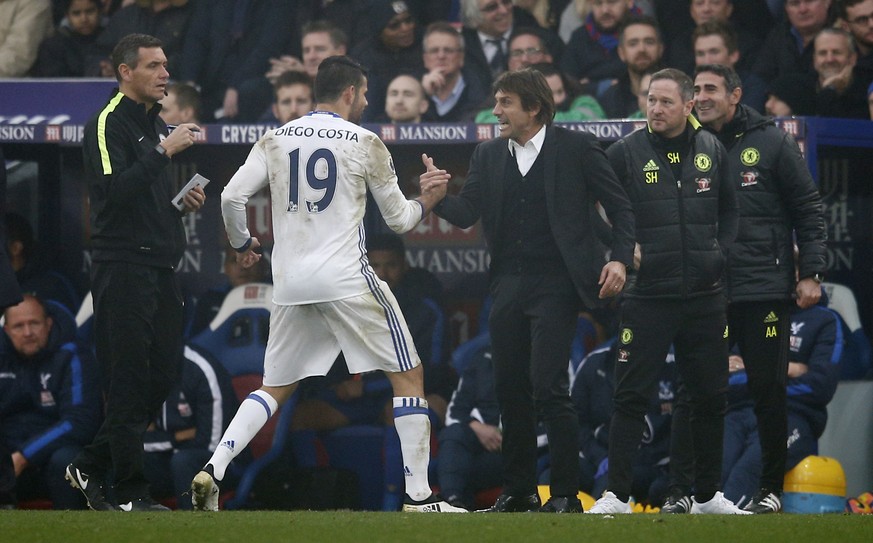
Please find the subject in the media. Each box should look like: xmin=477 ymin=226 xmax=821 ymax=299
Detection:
xmin=435 ymin=125 xmax=635 ymax=309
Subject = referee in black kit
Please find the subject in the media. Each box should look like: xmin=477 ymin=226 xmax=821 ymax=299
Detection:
xmin=66 ymin=33 xmax=205 ymax=512
xmin=586 ymin=68 xmax=743 ymax=515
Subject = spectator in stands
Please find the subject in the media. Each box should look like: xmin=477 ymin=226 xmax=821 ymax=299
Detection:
xmin=354 ymin=0 xmax=425 ymax=123
xmin=268 ymin=71 xmax=314 ymax=125
xmin=437 ymin=345 xmax=502 ymax=511
xmin=753 ymin=0 xmax=834 ymax=86
xmin=189 ymin=241 xmax=269 ymax=338
xmin=506 ymin=26 xmax=553 ymax=72
xmin=839 ymin=0 xmax=873 ymax=81
xmin=86 ymin=0 xmax=193 ymax=78
xmin=384 ymin=74 xmax=430 ymax=123
xmin=143 ymin=345 xmax=241 ymax=510
xmin=571 ymin=339 xmax=674 ymax=504
xmin=515 ymin=0 xmax=561 ymax=32
xmin=764 ymin=73 xmax=817 ymax=116
xmin=626 ymin=71 xmax=651 ymax=119
xmin=159 ymin=82 xmax=201 ymax=126
xmin=178 ymin=0 xmax=295 ymax=122
xmin=561 ymin=0 xmax=638 ymax=97
xmin=35 ymin=0 xmax=103 ymax=77
xmin=600 ymin=15 xmax=663 ymax=119
xmin=0 ymin=295 xmax=102 ymax=509
xmin=0 ymin=0 xmax=53 ymax=77
xmin=721 ymin=288 xmax=843 ymax=506
xmin=812 ymin=28 xmax=870 ymax=118
xmin=264 ymin=21 xmax=348 ymax=85
xmin=665 ymin=0 xmax=765 ymax=77
xmin=458 ymin=0 xmax=551 ymax=94
xmin=536 ymin=62 xmax=606 ymax=121
xmin=5 ymin=212 xmax=80 ymax=314
xmin=692 ymin=20 xmax=768 ymax=113
xmin=420 ymin=21 xmax=488 ymax=123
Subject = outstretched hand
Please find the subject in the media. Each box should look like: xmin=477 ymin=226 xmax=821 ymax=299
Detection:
xmin=419 ymin=153 xmax=450 ymax=201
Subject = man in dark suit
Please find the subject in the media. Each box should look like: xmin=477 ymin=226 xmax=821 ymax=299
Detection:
xmin=423 ymin=68 xmax=635 ymax=513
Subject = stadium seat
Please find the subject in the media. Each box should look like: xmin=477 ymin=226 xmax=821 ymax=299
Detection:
xmin=822 ymin=282 xmax=872 ymax=379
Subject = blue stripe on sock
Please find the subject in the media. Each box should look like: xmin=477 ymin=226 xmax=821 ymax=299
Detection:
xmin=247 ymin=393 xmax=272 ymax=419
xmin=394 ymin=405 xmax=429 ymax=418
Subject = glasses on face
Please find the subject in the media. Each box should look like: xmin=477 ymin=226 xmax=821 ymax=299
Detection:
xmin=481 ymin=0 xmax=513 ymax=14
xmin=848 ymin=12 xmax=873 ymax=26
xmin=387 ymin=14 xmax=414 ymax=30
xmin=508 ymin=47 xmax=543 ymax=58
xmin=424 ymin=47 xmax=462 ymax=56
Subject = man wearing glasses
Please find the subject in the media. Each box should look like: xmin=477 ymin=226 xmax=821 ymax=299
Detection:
xmin=840 ymin=0 xmax=873 ymax=80
xmin=420 ymin=22 xmax=488 ymax=122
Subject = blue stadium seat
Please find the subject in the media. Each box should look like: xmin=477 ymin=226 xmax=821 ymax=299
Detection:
xmin=822 ymin=282 xmax=872 ymax=380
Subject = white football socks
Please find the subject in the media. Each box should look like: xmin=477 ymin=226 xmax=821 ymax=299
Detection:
xmin=207 ymin=389 xmax=278 ymax=481
xmin=393 ymin=397 xmax=432 ymax=501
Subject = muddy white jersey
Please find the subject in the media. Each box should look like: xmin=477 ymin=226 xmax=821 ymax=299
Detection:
xmin=221 ymin=111 xmax=424 ymax=304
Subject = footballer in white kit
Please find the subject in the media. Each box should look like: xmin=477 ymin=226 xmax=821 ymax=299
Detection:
xmin=192 ymin=56 xmax=464 ymax=513
xmin=222 ymin=110 xmax=424 ymax=385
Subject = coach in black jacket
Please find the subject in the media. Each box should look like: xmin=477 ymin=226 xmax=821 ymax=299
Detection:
xmin=692 ymin=64 xmax=827 ymax=514
xmin=589 ymin=68 xmax=739 ymax=515
xmin=428 ymin=68 xmax=635 ymax=513
xmin=70 ymin=34 xmax=205 ymax=512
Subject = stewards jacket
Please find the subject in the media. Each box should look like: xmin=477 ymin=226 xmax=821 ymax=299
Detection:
xmin=607 ymin=118 xmax=738 ymax=299
xmin=0 ymin=325 xmax=101 ymax=465
xmin=709 ymin=105 xmax=827 ymax=302
xmin=83 ymin=90 xmax=186 ymax=269
xmin=435 ymin=124 xmax=635 ymax=309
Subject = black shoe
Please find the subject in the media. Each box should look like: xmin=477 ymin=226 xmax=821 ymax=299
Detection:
xmin=117 ymin=498 xmax=172 ymax=512
xmin=743 ymin=489 xmax=782 ymax=514
xmin=64 ymin=463 xmax=115 ymax=511
xmin=477 ymin=493 xmax=541 ymax=513
xmin=539 ymin=496 xmax=583 ymax=513
xmin=660 ymin=493 xmax=692 ymax=514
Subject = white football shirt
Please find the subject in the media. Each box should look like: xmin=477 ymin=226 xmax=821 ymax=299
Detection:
xmin=222 ymin=111 xmax=424 ymax=304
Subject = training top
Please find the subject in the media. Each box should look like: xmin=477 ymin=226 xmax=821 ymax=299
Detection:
xmin=222 ymin=111 xmax=424 ymax=305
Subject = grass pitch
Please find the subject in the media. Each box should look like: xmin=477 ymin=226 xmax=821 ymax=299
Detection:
xmin=1 ymin=510 xmax=870 ymax=543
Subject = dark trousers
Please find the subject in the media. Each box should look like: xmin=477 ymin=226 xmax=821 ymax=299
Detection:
xmin=436 ymin=423 xmax=503 ymax=508
xmin=608 ymin=294 xmax=728 ymax=498
xmin=488 ymin=273 xmax=580 ymax=497
xmin=75 ymin=261 xmax=183 ymax=503
xmin=728 ymin=301 xmax=791 ymax=493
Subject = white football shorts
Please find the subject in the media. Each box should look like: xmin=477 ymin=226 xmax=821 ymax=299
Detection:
xmin=261 ymin=282 xmax=421 ymax=386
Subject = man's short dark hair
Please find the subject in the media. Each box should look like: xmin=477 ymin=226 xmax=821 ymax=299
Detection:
xmin=692 ymin=19 xmax=739 ymax=54
xmin=274 ymin=70 xmax=314 ymax=96
xmin=618 ymin=14 xmax=662 ymax=46
xmin=166 ymin=82 xmax=201 ymax=118
xmin=508 ymin=26 xmax=550 ymax=55
xmin=424 ymin=21 xmax=465 ymax=51
xmin=110 ymin=33 xmax=163 ymax=82
xmin=492 ymin=68 xmax=556 ymax=126
xmin=314 ymin=56 xmax=368 ymax=103
xmin=694 ymin=64 xmax=743 ymax=94
xmin=838 ymin=0 xmax=868 ymax=19
xmin=302 ymin=20 xmax=349 ymax=49
xmin=651 ymin=68 xmax=694 ymax=102
xmin=366 ymin=233 xmax=405 ymax=258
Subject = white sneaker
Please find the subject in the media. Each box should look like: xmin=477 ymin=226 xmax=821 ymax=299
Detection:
xmin=402 ymin=493 xmax=468 ymax=512
xmin=691 ymin=491 xmax=752 ymax=514
xmin=584 ymin=491 xmax=633 ymax=514
xmin=191 ymin=470 xmax=219 ymax=511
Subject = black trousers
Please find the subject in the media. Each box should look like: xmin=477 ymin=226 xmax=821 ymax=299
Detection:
xmin=75 ymin=261 xmax=183 ymax=503
xmin=608 ymin=294 xmax=728 ymax=499
xmin=728 ymin=300 xmax=791 ymax=492
xmin=488 ymin=273 xmax=580 ymax=497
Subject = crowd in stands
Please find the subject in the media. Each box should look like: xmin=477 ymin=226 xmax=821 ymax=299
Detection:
xmin=3 ymin=0 xmax=873 ymax=512
xmin=1 ymin=0 xmax=871 ymax=120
